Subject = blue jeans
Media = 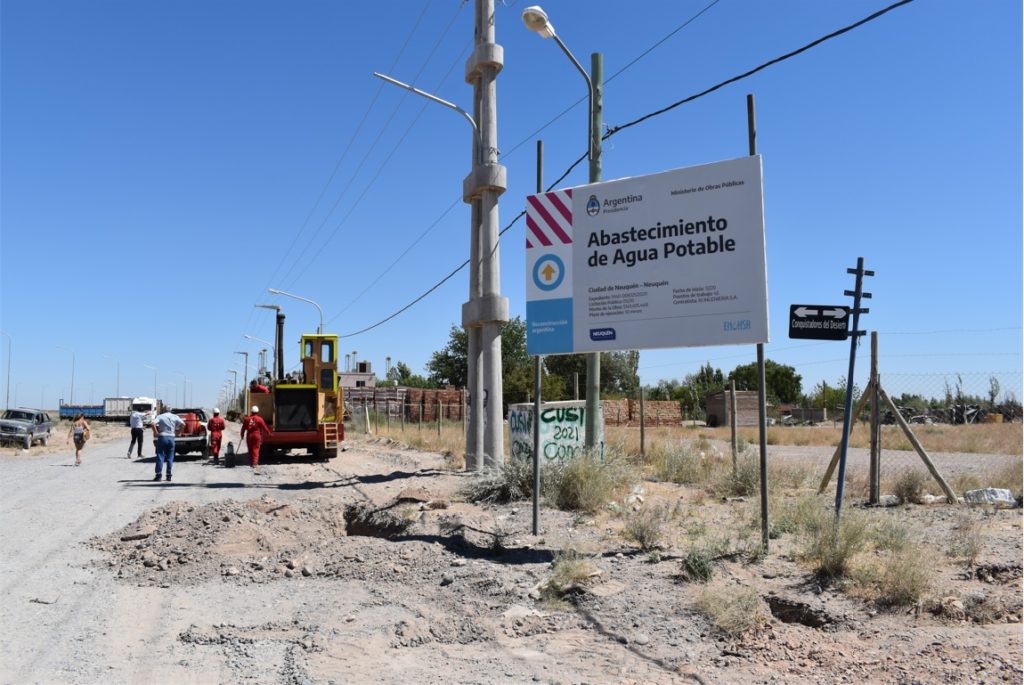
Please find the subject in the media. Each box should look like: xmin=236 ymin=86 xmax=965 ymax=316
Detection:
xmin=155 ymin=435 xmax=175 ymax=476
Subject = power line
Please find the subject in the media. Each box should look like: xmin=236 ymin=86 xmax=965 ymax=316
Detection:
xmin=280 ymin=3 xmax=470 ymax=288
xmin=331 ymin=2 xmax=724 ymax=324
xmin=239 ymin=1 xmax=437 ymax=345
xmin=606 ymin=0 xmax=915 ymax=138
xmin=340 ymin=0 xmax=917 ymax=338
xmin=498 ymin=0 xmax=723 ymax=162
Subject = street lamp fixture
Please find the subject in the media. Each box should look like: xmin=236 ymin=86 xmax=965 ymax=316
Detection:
xmin=267 ymin=288 xmax=322 ymax=334
xmin=522 ymin=5 xmax=596 ymax=161
xmin=373 ymin=72 xmax=482 ymax=160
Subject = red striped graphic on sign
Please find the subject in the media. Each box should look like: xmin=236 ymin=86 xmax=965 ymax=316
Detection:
xmin=525 ymin=189 xmax=573 ymax=248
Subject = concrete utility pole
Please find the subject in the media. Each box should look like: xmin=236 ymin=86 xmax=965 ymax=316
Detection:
xmin=463 ymin=0 xmax=509 ymax=470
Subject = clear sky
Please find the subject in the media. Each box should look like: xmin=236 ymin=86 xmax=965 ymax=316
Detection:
xmin=2 ymin=0 xmax=1021 ymax=410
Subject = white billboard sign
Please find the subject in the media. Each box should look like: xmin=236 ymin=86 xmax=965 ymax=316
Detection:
xmin=526 ymin=155 xmax=768 ymax=355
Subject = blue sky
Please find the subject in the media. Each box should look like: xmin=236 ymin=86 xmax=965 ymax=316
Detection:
xmin=2 ymin=0 xmax=1021 ymax=410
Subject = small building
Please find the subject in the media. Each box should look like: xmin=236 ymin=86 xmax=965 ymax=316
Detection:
xmin=705 ymin=389 xmax=761 ymax=427
xmin=339 ymin=359 xmax=375 ymax=389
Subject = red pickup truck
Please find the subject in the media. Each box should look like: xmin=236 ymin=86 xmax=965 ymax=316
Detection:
xmin=152 ymin=408 xmax=209 ymax=458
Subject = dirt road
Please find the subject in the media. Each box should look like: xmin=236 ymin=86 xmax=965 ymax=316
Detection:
xmin=1 ymin=429 xmax=1020 ymax=684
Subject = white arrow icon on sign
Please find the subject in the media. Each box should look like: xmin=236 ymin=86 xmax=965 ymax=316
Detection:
xmin=794 ymin=307 xmax=819 ymax=318
xmin=823 ymin=308 xmax=847 ymax=319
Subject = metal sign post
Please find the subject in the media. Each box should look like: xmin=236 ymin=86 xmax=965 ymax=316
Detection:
xmin=834 ymin=258 xmax=873 ymax=517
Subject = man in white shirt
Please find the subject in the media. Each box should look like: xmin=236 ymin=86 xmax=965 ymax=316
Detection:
xmin=150 ymin=408 xmax=184 ymax=482
xmin=128 ymin=410 xmax=146 ymax=459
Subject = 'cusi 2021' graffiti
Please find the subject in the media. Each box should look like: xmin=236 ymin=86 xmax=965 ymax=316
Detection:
xmin=507 ymin=401 xmax=588 ymax=465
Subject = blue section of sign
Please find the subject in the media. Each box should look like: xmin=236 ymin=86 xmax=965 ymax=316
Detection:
xmin=527 ymin=298 xmax=574 ymax=355
xmin=532 ymin=254 xmax=565 ymax=292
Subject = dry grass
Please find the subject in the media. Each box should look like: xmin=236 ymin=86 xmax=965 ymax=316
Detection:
xmin=541 ymin=550 xmax=599 ymax=607
xmin=693 ymin=422 xmax=1021 ymax=456
xmin=552 ymin=451 xmax=637 ymax=513
xmin=694 ymin=582 xmax=768 ymax=637
xmin=947 ymin=514 xmax=985 ymax=566
xmin=622 ymin=504 xmax=671 ymax=551
xmin=799 ymin=506 xmax=871 ymax=579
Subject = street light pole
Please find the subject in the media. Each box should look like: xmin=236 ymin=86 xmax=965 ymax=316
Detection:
xmin=254 ymin=304 xmax=284 ymax=380
xmin=227 ymin=370 xmax=238 ymax=411
xmin=523 ymin=5 xmax=604 ymax=451
xmin=244 ymin=335 xmax=275 ymax=378
xmin=235 ymin=352 xmax=249 ymax=413
xmin=267 ymin=289 xmax=322 ymax=334
xmin=0 ymin=330 xmax=10 ymax=410
xmin=57 ymin=345 xmax=75 ymax=405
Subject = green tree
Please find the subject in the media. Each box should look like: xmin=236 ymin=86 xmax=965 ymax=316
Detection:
xmin=680 ymin=362 xmax=726 ymax=417
xmin=544 ymin=351 xmax=640 ymax=399
xmin=387 ymin=360 xmax=435 ymax=388
xmin=728 ymin=359 xmax=802 ymax=404
xmin=425 ymin=317 xmax=564 ymax=409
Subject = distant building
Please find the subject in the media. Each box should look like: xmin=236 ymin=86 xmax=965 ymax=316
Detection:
xmin=339 ymin=359 xmax=375 ymax=389
xmin=705 ymin=389 xmax=761 ymax=427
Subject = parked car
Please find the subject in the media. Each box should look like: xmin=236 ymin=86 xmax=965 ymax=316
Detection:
xmin=0 ymin=408 xmax=54 ymax=448
xmin=152 ymin=408 xmax=209 ymax=458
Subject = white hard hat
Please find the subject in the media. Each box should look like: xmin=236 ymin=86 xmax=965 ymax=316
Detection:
xmin=213 ymin=407 xmax=220 ymax=414
xmin=252 ymin=406 xmax=259 ymax=413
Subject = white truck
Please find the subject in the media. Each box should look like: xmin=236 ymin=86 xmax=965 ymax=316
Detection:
xmin=130 ymin=397 xmax=160 ymax=427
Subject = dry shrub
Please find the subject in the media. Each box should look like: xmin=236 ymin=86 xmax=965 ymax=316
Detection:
xmin=719 ymin=456 xmax=759 ymax=497
xmin=876 ymin=546 xmax=932 ymax=606
xmin=623 ymin=504 xmax=669 ymax=551
xmin=769 ymin=493 xmax=828 ymax=537
xmin=542 ymin=549 xmax=598 ymax=606
xmin=891 ymin=470 xmax=929 ymax=505
xmin=769 ymin=460 xmax=814 ymax=490
xmin=694 ymin=582 xmax=768 ymax=637
xmin=653 ymin=437 xmax=729 ymax=489
xmin=680 ymin=546 xmax=715 ymax=583
xmin=799 ymin=507 xmax=870 ymax=579
xmin=551 ymin=451 xmax=637 ymax=513
xmin=458 ymin=456 xmax=536 ymax=504
xmin=871 ymin=518 xmax=914 ymax=553
xmin=947 ymin=514 xmax=985 ymax=566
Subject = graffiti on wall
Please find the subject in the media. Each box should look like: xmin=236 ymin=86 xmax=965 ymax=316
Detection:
xmin=508 ymin=401 xmax=587 ymax=464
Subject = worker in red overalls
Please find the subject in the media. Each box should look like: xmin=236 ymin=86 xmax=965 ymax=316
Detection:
xmin=207 ymin=407 xmax=226 ymax=464
xmin=239 ymin=405 xmax=271 ymax=474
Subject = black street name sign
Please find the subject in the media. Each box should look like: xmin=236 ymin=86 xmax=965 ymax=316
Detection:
xmin=788 ymin=304 xmax=850 ymax=340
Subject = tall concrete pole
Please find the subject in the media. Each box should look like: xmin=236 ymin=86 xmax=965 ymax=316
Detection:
xmin=462 ymin=0 xmax=508 ymax=469
xmin=584 ymin=52 xmax=604 ymax=451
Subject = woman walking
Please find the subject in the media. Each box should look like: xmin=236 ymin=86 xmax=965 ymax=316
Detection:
xmin=67 ymin=413 xmax=90 ymax=466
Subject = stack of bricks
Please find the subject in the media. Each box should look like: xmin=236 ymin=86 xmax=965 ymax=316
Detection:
xmin=404 ymin=387 xmax=464 ymax=422
xmin=600 ymin=399 xmax=683 ymax=426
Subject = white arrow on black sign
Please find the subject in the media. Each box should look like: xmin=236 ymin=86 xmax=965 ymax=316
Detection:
xmin=789 ymin=304 xmax=851 ymax=340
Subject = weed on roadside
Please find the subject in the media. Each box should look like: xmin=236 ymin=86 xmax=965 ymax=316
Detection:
xmin=622 ymin=504 xmax=670 ymax=551
xmin=948 ymin=514 xmax=985 ymax=566
xmin=541 ymin=549 xmax=599 ymax=606
xmin=551 ymin=451 xmax=637 ymax=513
xmin=694 ymin=582 xmax=768 ymax=637
xmin=799 ymin=507 xmax=870 ymax=579
xmin=891 ymin=470 xmax=929 ymax=505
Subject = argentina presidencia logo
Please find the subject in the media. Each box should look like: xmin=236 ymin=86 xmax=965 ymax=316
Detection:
xmin=586 ymin=194 xmax=600 ymax=216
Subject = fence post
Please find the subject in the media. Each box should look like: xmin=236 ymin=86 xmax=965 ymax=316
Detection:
xmin=401 ymin=395 xmax=405 ymax=431
xmin=437 ymin=400 xmax=442 ymax=438
xmin=386 ymin=397 xmax=391 ymax=433
xmin=730 ymin=380 xmax=738 ymax=476
xmin=869 ymin=331 xmax=880 ymax=504
xmin=363 ymin=397 xmax=370 ymax=435
xmin=639 ymin=387 xmax=646 ymax=460
xmin=462 ymin=389 xmax=467 ymax=437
